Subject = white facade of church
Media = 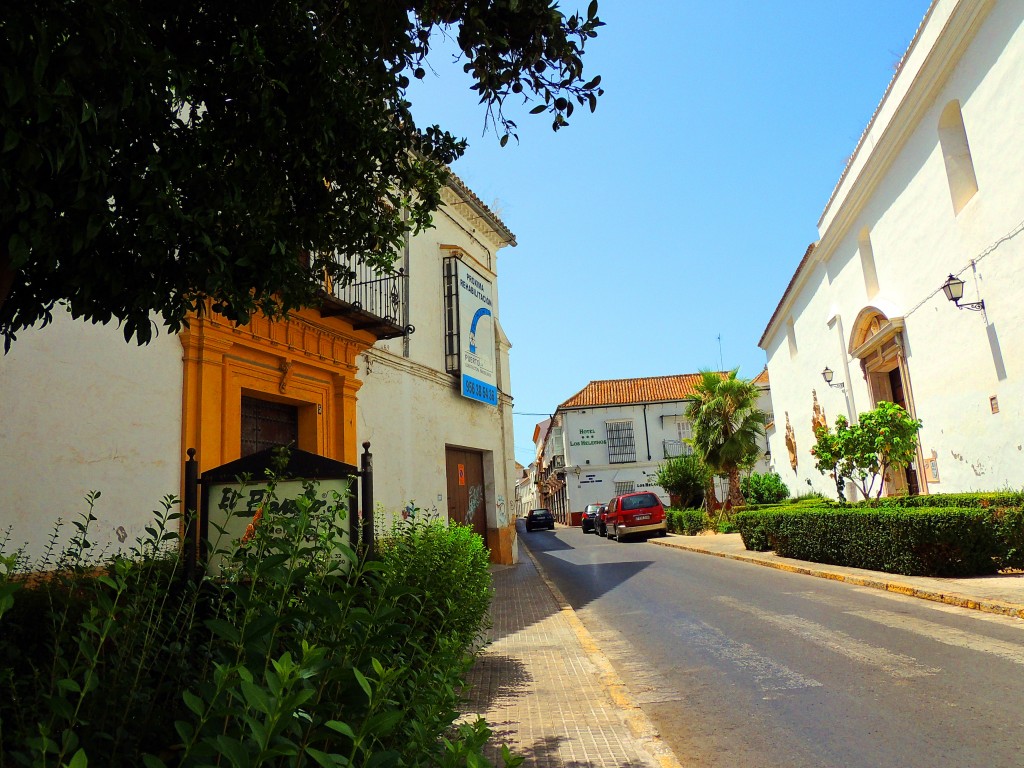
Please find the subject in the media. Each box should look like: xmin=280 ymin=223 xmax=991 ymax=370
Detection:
xmin=761 ymin=0 xmax=1024 ymax=498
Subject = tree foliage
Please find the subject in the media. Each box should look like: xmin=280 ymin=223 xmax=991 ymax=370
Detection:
xmin=739 ymin=471 xmax=790 ymax=505
xmin=686 ymin=369 xmax=767 ymax=511
xmin=0 ymin=0 xmax=604 ymax=349
xmin=811 ymin=401 xmax=923 ymax=500
xmin=655 ymin=453 xmax=709 ymax=510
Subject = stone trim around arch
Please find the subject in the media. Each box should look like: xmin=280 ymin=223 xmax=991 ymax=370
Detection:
xmin=846 ymin=307 xmax=928 ymax=497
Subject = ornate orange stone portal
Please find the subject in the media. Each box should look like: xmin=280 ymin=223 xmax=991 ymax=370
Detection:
xmin=179 ymin=307 xmax=375 ymax=477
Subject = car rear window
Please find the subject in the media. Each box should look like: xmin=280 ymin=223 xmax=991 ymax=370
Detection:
xmin=621 ymin=493 xmax=660 ymax=511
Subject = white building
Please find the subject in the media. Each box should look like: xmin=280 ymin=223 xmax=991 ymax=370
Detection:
xmin=540 ymin=373 xmax=772 ymax=521
xmin=0 ymin=174 xmax=520 ymax=564
xmin=355 ymin=174 xmax=520 ymax=562
xmin=760 ymin=0 xmax=1024 ymax=498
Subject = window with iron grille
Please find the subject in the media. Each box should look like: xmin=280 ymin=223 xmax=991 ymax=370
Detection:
xmin=606 ymin=420 xmax=636 ymax=464
xmin=614 ymin=481 xmax=635 ymax=495
xmin=442 ymin=257 xmax=460 ymax=373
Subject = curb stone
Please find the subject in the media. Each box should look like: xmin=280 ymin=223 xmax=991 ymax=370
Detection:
xmin=650 ymin=537 xmax=1024 ymax=620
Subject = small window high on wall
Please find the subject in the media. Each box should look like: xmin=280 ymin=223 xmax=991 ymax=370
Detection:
xmin=858 ymin=227 xmax=879 ymax=298
xmin=938 ymin=100 xmax=978 ymax=215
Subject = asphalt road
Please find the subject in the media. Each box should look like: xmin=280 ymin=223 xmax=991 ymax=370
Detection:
xmin=520 ymin=526 xmax=1024 ymax=768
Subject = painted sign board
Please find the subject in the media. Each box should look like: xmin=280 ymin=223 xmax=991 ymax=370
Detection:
xmin=456 ymin=260 xmax=498 ymax=406
xmin=205 ymin=478 xmax=352 ymax=574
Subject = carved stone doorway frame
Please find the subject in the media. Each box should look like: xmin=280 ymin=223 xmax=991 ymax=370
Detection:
xmin=848 ymin=308 xmax=928 ymax=497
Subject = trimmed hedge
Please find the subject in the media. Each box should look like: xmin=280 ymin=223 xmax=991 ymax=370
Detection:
xmin=735 ymin=504 xmax=1024 ymax=577
xmin=666 ymin=509 xmax=710 ymax=536
xmin=859 ymin=492 xmax=1024 ymax=510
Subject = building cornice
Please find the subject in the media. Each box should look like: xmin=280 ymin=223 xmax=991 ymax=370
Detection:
xmin=441 ymin=178 xmax=517 ymax=250
xmin=761 ymin=0 xmax=994 ymax=349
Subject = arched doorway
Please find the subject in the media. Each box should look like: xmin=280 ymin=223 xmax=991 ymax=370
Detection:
xmin=848 ymin=308 xmax=926 ymax=496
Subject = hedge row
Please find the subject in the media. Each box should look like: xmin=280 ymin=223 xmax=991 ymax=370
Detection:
xmin=735 ymin=505 xmax=1024 ymax=577
xmin=666 ymin=509 xmax=710 ymax=536
xmin=858 ymin=492 xmax=1024 ymax=510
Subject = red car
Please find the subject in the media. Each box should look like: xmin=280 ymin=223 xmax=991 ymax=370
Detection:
xmin=602 ymin=492 xmax=667 ymax=542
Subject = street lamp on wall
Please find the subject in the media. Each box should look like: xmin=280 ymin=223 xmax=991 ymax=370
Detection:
xmin=572 ymin=465 xmax=582 ymax=478
xmin=941 ymin=273 xmax=985 ymax=311
xmin=821 ymin=367 xmax=845 ymax=390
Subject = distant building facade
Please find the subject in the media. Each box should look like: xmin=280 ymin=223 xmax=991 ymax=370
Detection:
xmin=539 ymin=374 xmax=772 ymax=522
xmin=760 ymin=0 xmax=1024 ymax=498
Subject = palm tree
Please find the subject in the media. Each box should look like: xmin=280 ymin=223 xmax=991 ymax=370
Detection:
xmin=686 ymin=369 xmax=767 ymax=512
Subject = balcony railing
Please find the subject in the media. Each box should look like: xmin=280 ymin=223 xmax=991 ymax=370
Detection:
xmin=663 ymin=439 xmax=693 ymax=458
xmin=319 ymin=256 xmax=411 ymax=340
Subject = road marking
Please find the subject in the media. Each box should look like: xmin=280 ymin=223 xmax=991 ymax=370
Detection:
xmin=666 ymin=616 xmax=822 ymax=692
xmin=716 ymin=596 xmax=938 ymax=679
xmin=847 ymin=609 xmax=1024 ymax=666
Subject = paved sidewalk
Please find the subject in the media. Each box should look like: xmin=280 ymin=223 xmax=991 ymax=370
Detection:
xmin=462 ymin=533 xmax=681 ymax=768
xmin=652 ymin=532 xmax=1024 ymax=619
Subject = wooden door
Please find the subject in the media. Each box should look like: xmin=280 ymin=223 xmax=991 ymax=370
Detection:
xmin=887 ymin=370 xmax=920 ymax=495
xmin=445 ymin=447 xmax=488 ymax=545
xmin=241 ymin=397 xmax=298 ymax=457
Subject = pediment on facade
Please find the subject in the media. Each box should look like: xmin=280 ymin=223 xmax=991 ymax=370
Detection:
xmin=848 ymin=307 xmax=905 ymax=359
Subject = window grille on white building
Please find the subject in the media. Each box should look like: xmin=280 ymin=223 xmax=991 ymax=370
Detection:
xmin=605 ymin=420 xmax=636 ymax=464
xmin=442 ymin=257 xmax=460 ymax=373
xmin=663 ymin=416 xmax=694 ymax=458
xmin=614 ymin=481 xmax=635 ymax=495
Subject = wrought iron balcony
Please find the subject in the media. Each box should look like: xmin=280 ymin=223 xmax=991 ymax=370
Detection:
xmin=663 ymin=439 xmax=693 ymax=459
xmin=318 ymin=256 xmax=412 ymax=340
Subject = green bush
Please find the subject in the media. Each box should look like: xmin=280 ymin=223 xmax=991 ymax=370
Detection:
xmin=656 ymin=454 xmax=709 ymax=509
xmin=740 ymin=472 xmax=790 ymax=505
xmin=378 ymin=512 xmax=494 ymax=650
xmin=0 ymin=478 xmax=511 ymax=767
xmin=858 ymin=491 xmax=1024 ymax=510
xmin=667 ymin=509 xmax=710 ymax=536
xmin=992 ymin=507 xmax=1024 ymax=570
xmin=735 ymin=505 xmax=1003 ymax=576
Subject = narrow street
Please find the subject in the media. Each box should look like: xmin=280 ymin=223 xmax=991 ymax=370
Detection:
xmin=520 ymin=526 xmax=1024 ymax=768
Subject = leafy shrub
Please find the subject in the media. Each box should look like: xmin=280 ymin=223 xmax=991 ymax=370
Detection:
xmin=992 ymin=507 xmax=1024 ymax=570
xmin=0 ymin=477 xmax=510 ymax=767
xmin=735 ymin=505 xmax=1003 ymax=576
xmin=859 ymin=492 xmax=1024 ymax=510
xmin=740 ymin=472 xmax=790 ymax=505
xmin=656 ymin=454 xmax=709 ymax=509
xmin=667 ymin=509 xmax=710 ymax=536
xmin=734 ymin=509 xmax=774 ymax=551
xmin=378 ymin=511 xmax=494 ymax=650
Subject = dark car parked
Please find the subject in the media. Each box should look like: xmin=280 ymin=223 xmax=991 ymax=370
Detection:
xmin=581 ymin=504 xmax=604 ymax=533
xmin=525 ymin=508 xmax=555 ymax=532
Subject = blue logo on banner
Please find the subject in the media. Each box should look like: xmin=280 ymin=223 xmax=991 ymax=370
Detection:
xmin=462 ymin=374 xmax=498 ymax=406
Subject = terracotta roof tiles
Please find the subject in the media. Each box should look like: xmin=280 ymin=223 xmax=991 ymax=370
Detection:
xmin=558 ymin=373 xmax=728 ymax=410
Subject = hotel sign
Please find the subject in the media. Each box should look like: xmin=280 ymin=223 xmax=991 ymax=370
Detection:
xmin=456 ymin=261 xmax=498 ymax=406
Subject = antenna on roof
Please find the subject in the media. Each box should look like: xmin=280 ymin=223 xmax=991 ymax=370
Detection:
xmin=717 ymin=334 xmax=724 ymax=372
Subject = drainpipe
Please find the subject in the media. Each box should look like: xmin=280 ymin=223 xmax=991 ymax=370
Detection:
xmin=642 ymin=404 xmax=652 ymax=461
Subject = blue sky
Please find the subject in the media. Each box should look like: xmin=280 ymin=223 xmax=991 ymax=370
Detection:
xmin=408 ymin=2 xmax=933 ymax=465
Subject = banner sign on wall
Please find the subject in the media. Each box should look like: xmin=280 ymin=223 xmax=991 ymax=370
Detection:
xmin=456 ymin=261 xmax=498 ymax=406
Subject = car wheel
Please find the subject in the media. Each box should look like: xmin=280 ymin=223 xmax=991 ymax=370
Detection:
xmin=616 ymin=527 xmax=625 ymax=543
xmin=549 ymin=523 xmax=555 ymax=530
